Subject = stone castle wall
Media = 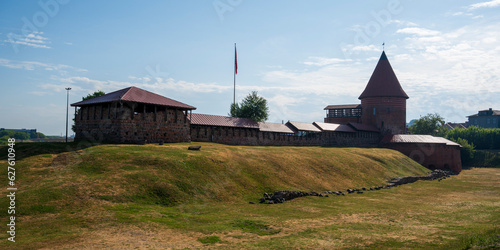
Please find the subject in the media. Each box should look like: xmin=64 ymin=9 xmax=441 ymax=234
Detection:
xmin=361 ymin=97 xmax=407 ymax=135
xmin=384 ymin=143 xmax=462 ymax=172
xmin=190 ymin=125 xmax=380 ymax=147
xmin=75 ymin=103 xmax=381 ymax=147
xmin=74 ymin=102 xmax=191 ymax=143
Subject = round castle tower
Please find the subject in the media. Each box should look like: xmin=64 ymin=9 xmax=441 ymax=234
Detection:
xmin=359 ymin=51 xmax=409 ymax=135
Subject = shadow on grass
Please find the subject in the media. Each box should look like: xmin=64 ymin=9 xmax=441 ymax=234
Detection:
xmin=463 ymin=150 xmax=500 ymax=169
xmin=0 ymin=140 xmax=100 ymax=161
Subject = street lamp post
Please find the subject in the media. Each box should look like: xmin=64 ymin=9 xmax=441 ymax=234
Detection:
xmin=65 ymin=87 xmax=71 ymax=143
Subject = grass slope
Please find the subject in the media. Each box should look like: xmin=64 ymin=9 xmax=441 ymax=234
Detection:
xmin=1 ymin=142 xmax=498 ymax=248
xmin=1 ymin=142 xmax=427 ymax=207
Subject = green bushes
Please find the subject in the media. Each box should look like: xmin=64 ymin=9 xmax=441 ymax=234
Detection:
xmin=445 ymin=126 xmax=500 ymax=167
xmin=446 ymin=126 xmax=500 ymax=150
xmin=0 ymin=130 xmax=47 ymax=144
xmin=450 ymin=138 xmax=476 ymax=164
xmin=470 ymin=150 xmax=500 ymax=168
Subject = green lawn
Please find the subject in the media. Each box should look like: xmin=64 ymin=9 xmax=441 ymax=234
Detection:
xmin=0 ymin=142 xmax=498 ymax=249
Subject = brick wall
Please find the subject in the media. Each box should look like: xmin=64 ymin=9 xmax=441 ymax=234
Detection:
xmin=361 ymin=97 xmax=406 ymax=135
xmin=190 ymin=125 xmax=380 ymax=147
xmin=74 ymin=101 xmax=191 ymax=143
xmin=384 ymin=143 xmax=462 ymax=172
xmin=321 ymin=131 xmax=380 ymax=147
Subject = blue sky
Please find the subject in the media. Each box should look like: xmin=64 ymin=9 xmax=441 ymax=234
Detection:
xmin=1 ymin=0 xmax=499 ymax=135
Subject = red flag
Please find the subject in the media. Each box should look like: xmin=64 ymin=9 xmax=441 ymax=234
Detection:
xmin=235 ymin=45 xmax=238 ymax=75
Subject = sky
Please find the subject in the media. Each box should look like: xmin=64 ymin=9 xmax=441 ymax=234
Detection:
xmin=1 ymin=0 xmax=499 ymax=135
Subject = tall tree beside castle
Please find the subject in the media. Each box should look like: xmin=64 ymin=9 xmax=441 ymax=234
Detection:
xmin=229 ymin=91 xmax=269 ymax=122
xmin=408 ymin=113 xmax=446 ymax=136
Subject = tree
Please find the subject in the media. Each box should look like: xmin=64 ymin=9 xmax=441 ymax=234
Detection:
xmin=229 ymin=91 xmax=269 ymax=122
xmin=0 ymin=130 xmax=29 ymax=140
xmin=82 ymin=90 xmax=106 ymax=101
xmin=72 ymin=90 xmax=106 ymax=132
xmin=408 ymin=113 xmax=446 ymax=136
xmin=29 ymin=131 xmax=46 ymax=139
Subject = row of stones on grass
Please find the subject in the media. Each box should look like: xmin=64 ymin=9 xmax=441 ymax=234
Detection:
xmin=254 ymin=169 xmax=453 ymax=204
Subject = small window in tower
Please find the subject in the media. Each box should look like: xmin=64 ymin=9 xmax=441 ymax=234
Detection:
xmin=373 ymin=107 xmax=376 ymax=115
xmin=386 ymin=108 xmax=390 ymax=114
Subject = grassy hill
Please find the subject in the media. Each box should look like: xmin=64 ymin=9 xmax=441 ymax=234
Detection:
xmin=1 ymin=142 xmax=428 ymax=207
xmin=1 ymin=142 xmax=498 ymax=249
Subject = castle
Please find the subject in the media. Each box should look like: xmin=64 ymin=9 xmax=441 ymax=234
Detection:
xmin=325 ymin=51 xmax=408 ymax=135
xmin=71 ymin=51 xmax=462 ymax=172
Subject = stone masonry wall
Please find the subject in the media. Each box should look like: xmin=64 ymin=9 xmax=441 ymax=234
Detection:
xmin=190 ymin=125 xmax=380 ymax=147
xmin=361 ymin=97 xmax=406 ymax=135
xmin=384 ymin=143 xmax=462 ymax=172
xmin=118 ymin=105 xmax=190 ymax=143
xmin=74 ymin=102 xmax=191 ymax=143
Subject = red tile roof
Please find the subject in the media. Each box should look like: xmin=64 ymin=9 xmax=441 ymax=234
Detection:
xmin=324 ymin=104 xmax=361 ymax=110
xmin=286 ymin=121 xmax=322 ymax=132
xmin=348 ymin=122 xmax=380 ymax=132
xmin=382 ymin=134 xmax=461 ymax=147
xmin=189 ymin=113 xmax=259 ymax=129
xmin=358 ymin=51 xmax=409 ymax=99
xmin=258 ymin=122 xmax=295 ymax=133
xmin=313 ymin=122 xmax=356 ymax=133
xmin=71 ymin=86 xmax=196 ymax=110
xmin=444 ymin=122 xmax=467 ymax=130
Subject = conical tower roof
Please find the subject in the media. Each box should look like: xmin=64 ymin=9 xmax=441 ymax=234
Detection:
xmin=358 ymin=51 xmax=409 ymax=99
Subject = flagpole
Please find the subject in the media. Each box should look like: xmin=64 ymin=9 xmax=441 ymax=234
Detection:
xmin=233 ymin=43 xmax=236 ymax=105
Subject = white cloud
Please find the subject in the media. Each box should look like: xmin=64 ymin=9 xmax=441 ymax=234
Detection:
xmin=396 ymin=27 xmax=440 ymax=36
xmin=351 ymin=45 xmax=379 ymax=52
xmin=450 ymin=11 xmax=472 ymax=16
xmin=40 ymin=75 xmax=234 ymax=97
xmin=390 ymin=22 xmax=500 ymax=122
xmin=267 ymin=94 xmax=307 ymax=121
xmin=0 ymin=58 xmax=87 ymax=73
xmin=54 ymin=76 xmax=106 ymax=85
xmin=0 ymin=58 xmax=47 ymax=70
xmin=4 ymin=31 xmax=51 ymax=49
xmin=483 ymin=37 xmax=497 ymax=43
xmin=40 ymin=83 xmax=87 ymax=93
xmin=389 ymin=19 xmax=418 ymax=26
xmin=268 ymin=57 xmax=371 ymax=91
xmin=303 ymin=57 xmax=351 ymax=66
xmin=468 ymin=0 xmax=500 ymax=10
